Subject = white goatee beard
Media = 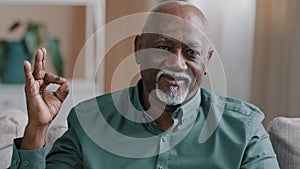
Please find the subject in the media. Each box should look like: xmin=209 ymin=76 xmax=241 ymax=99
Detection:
xmin=156 ymin=85 xmax=189 ymax=106
xmin=155 ymin=70 xmax=191 ymax=106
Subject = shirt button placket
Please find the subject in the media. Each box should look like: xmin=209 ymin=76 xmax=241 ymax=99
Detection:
xmin=157 ymin=135 xmax=171 ymax=169
xmin=181 ymin=118 xmax=185 ymax=124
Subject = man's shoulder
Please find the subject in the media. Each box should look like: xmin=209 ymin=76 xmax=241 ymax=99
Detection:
xmin=200 ymin=88 xmax=264 ymax=120
xmin=199 ymin=88 xmax=269 ymax=148
xmin=66 ymin=87 xmax=134 ymax=127
xmin=70 ymin=86 xmax=134 ymax=116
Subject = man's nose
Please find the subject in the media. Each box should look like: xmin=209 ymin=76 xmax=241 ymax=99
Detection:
xmin=164 ymin=50 xmax=188 ymax=71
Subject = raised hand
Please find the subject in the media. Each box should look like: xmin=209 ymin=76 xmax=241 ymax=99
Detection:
xmin=21 ymin=47 xmax=69 ymax=150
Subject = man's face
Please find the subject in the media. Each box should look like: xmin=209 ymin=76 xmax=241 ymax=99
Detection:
xmin=135 ymin=12 xmax=212 ymax=107
xmin=135 ymin=34 xmax=211 ymax=107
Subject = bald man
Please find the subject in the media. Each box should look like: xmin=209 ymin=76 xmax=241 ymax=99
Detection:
xmin=10 ymin=1 xmax=279 ymax=168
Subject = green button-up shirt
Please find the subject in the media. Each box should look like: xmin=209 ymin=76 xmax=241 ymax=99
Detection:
xmin=11 ymin=82 xmax=279 ymax=169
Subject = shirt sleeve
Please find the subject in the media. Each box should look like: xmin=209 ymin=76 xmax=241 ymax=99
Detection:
xmin=241 ymin=114 xmax=280 ymax=169
xmin=10 ymin=138 xmax=46 ymax=169
xmin=9 ymin=109 xmax=83 ymax=169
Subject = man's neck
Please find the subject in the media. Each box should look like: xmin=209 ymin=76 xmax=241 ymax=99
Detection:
xmin=141 ymin=86 xmax=179 ymax=131
xmin=155 ymin=111 xmax=174 ymax=131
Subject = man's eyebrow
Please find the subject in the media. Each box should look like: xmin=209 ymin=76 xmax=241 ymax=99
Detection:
xmin=154 ymin=37 xmax=173 ymax=43
xmin=185 ymin=42 xmax=202 ymax=48
xmin=186 ymin=39 xmax=209 ymax=48
xmin=153 ymin=37 xmax=205 ymax=48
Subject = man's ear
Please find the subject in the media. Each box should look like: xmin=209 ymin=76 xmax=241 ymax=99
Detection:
xmin=208 ymin=47 xmax=214 ymax=60
xmin=134 ymin=35 xmax=142 ymax=64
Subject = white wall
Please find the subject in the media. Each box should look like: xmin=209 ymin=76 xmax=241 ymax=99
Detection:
xmin=189 ymin=0 xmax=256 ymax=101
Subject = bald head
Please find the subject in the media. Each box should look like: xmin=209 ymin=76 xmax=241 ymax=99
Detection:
xmin=142 ymin=1 xmax=210 ymax=37
xmin=134 ymin=1 xmax=213 ymax=109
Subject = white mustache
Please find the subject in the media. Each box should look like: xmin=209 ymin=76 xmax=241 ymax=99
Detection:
xmin=156 ymin=70 xmax=192 ymax=83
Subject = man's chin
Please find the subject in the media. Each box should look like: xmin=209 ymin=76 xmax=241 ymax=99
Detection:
xmin=155 ymin=88 xmax=187 ymax=106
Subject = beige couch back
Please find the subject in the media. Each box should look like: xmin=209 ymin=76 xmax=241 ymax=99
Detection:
xmin=268 ymin=117 xmax=300 ymax=169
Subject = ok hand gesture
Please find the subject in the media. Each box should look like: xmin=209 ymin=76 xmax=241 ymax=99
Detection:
xmin=21 ymin=47 xmax=69 ymax=149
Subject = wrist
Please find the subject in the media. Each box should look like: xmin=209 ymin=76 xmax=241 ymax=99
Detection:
xmin=20 ymin=123 xmax=49 ymax=150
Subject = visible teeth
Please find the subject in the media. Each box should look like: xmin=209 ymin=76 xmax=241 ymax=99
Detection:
xmin=156 ymin=70 xmax=190 ymax=82
xmin=156 ymin=71 xmax=165 ymax=82
xmin=170 ymin=86 xmax=178 ymax=90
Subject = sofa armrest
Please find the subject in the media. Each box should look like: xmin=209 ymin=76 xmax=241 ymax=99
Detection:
xmin=268 ymin=117 xmax=300 ymax=169
xmin=0 ymin=109 xmax=67 ymax=168
xmin=0 ymin=109 xmax=27 ymax=169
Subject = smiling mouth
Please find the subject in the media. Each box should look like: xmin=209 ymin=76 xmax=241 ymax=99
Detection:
xmin=156 ymin=71 xmax=190 ymax=86
xmin=159 ymin=74 xmax=181 ymax=85
xmin=155 ymin=70 xmax=191 ymax=106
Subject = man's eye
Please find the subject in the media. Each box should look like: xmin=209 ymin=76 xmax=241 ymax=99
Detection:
xmin=185 ymin=49 xmax=200 ymax=58
xmin=156 ymin=46 xmax=171 ymax=51
xmin=186 ymin=49 xmax=195 ymax=54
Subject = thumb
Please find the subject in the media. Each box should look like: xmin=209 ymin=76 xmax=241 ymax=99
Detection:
xmin=24 ymin=61 xmax=35 ymax=87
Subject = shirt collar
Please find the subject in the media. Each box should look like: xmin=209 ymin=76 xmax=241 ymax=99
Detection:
xmin=131 ymin=80 xmax=146 ymax=112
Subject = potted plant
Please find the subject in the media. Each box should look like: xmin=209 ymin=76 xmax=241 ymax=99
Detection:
xmin=0 ymin=21 xmax=64 ymax=83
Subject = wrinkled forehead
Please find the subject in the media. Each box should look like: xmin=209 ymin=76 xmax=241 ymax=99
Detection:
xmin=142 ymin=12 xmax=210 ymax=46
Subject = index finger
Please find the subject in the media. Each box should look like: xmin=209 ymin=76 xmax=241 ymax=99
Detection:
xmin=32 ymin=48 xmax=46 ymax=80
xmin=44 ymin=73 xmax=69 ymax=102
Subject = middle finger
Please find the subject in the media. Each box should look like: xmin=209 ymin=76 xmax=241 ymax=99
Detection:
xmin=32 ymin=48 xmax=46 ymax=80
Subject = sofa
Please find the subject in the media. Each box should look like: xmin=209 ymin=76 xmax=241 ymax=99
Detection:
xmin=268 ymin=117 xmax=300 ymax=169
xmin=0 ymin=110 xmax=299 ymax=169
xmin=0 ymin=109 xmax=67 ymax=169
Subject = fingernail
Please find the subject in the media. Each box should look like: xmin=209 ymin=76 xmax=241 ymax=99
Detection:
xmin=55 ymin=76 xmax=61 ymax=81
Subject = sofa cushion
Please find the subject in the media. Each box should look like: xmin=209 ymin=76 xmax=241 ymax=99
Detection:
xmin=0 ymin=109 xmax=68 ymax=168
xmin=0 ymin=109 xmax=27 ymax=169
xmin=46 ymin=120 xmax=68 ymax=153
xmin=268 ymin=117 xmax=300 ymax=169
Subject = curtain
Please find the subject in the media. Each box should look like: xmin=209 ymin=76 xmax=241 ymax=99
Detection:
xmin=252 ymin=0 xmax=300 ymax=125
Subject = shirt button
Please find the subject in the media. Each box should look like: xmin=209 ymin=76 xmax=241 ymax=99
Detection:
xmin=23 ymin=160 xmax=29 ymax=166
xmin=162 ymin=136 xmax=168 ymax=142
